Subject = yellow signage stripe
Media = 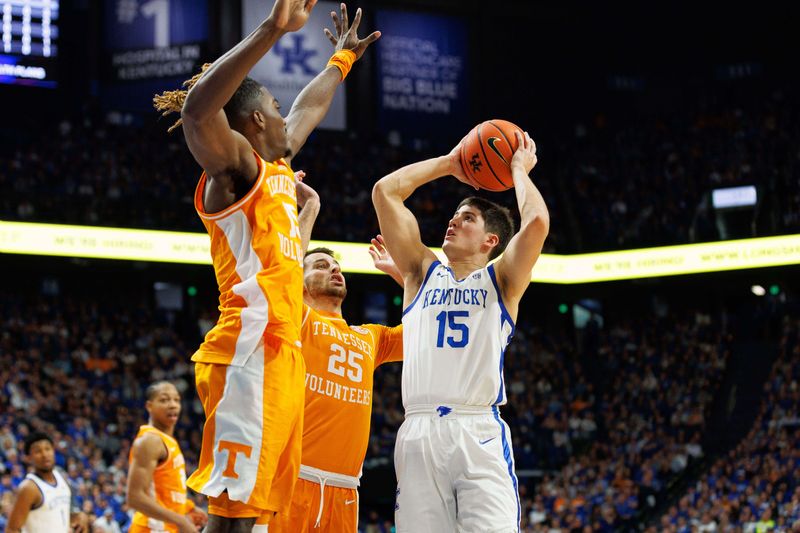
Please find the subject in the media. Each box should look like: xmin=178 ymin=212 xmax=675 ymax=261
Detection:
xmin=1 ymin=221 xmax=798 ymax=283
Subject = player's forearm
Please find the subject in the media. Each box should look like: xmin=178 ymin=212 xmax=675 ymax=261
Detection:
xmin=373 ymin=156 xmax=452 ymax=202
xmin=287 ymin=67 xmax=343 ymax=154
xmin=298 ymin=197 xmax=321 ymax=254
xmin=128 ymin=492 xmax=187 ymax=526
xmin=511 ymin=163 xmax=549 ymax=232
xmin=182 ymin=19 xmax=285 ymax=123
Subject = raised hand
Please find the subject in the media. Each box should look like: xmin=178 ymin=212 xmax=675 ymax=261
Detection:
xmin=324 ymin=3 xmax=381 ymax=60
xmin=446 ymin=136 xmax=479 ymax=190
xmin=268 ymin=0 xmax=318 ymax=32
xmin=369 ymin=234 xmax=403 ymax=286
xmin=294 ymin=170 xmax=320 ymax=209
xmin=510 ymin=131 xmax=537 ymax=175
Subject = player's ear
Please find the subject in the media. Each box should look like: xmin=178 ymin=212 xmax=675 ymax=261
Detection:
xmin=485 ymin=233 xmax=500 ymax=252
xmin=252 ymin=109 xmax=266 ymax=131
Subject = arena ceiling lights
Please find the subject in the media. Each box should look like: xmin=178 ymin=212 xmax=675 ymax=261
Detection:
xmin=1 ymin=221 xmax=798 ymax=284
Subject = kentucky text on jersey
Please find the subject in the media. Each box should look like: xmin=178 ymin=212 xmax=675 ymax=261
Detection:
xmin=421 ymin=287 xmax=489 ymax=309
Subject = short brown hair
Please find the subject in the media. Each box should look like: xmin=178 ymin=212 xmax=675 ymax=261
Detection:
xmin=304 ymin=247 xmax=338 ymax=270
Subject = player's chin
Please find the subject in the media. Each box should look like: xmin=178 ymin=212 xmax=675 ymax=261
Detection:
xmin=325 ymin=286 xmax=347 ymax=298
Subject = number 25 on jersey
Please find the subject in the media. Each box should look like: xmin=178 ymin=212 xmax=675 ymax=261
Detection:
xmin=327 ymin=343 xmax=364 ymax=383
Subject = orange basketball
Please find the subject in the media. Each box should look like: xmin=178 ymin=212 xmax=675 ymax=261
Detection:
xmin=459 ymin=119 xmax=523 ymax=191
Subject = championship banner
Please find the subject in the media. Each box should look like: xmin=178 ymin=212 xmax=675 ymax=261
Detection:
xmin=375 ymin=10 xmax=469 ymax=140
xmin=104 ymin=0 xmax=207 ymax=81
xmin=242 ymin=0 xmax=345 ymax=130
xmin=100 ymin=0 xmax=208 ymax=111
xmin=2 ymin=221 xmax=799 ymax=284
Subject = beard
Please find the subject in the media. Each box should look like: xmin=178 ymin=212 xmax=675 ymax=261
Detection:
xmin=308 ymin=282 xmax=347 ymax=300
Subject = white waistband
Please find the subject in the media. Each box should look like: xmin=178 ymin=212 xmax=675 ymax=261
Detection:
xmin=404 ymin=404 xmax=499 ymax=417
xmin=298 ymin=464 xmax=360 ymax=489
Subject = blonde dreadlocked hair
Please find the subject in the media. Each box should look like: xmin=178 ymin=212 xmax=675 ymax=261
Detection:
xmin=153 ymin=63 xmax=213 ymax=133
xmin=154 ymin=64 xmax=269 ymax=135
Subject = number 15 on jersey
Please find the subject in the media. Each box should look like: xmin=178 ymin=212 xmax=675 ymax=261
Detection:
xmin=435 ymin=311 xmax=470 ymax=348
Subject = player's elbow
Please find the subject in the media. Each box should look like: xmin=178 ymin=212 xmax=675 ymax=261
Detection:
xmin=372 ymin=179 xmax=390 ymax=206
xmin=180 ymin=92 xmax=210 ymax=125
xmin=523 ymin=213 xmax=550 ymax=238
xmin=180 ymin=105 xmax=202 ymax=127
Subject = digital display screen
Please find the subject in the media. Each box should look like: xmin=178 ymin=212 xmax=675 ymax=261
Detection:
xmin=0 ymin=0 xmax=58 ymax=88
xmin=712 ymin=185 xmax=758 ymax=209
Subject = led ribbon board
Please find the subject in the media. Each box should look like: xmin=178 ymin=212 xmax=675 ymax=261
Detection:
xmin=1 ymin=221 xmax=798 ymax=283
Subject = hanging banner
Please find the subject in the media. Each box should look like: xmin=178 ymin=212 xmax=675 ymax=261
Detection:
xmin=375 ymin=10 xmax=469 ymax=140
xmin=242 ymin=0 xmax=345 ymax=130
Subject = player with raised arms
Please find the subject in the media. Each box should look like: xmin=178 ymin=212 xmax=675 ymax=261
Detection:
xmin=151 ymin=1 xmax=379 ymax=530
xmin=372 ymin=130 xmax=548 ymax=532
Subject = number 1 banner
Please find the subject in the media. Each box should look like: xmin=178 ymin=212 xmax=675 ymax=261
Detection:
xmin=103 ymin=0 xmax=208 ymax=82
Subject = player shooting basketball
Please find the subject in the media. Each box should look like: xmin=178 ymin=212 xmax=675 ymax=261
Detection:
xmin=371 ymin=130 xmax=549 ymax=532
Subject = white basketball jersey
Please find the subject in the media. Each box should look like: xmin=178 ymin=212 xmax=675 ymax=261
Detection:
xmin=23 ymin=470 xmax=71 ymax=533
xmin=401 ymin=261 xmax=514 ymax=408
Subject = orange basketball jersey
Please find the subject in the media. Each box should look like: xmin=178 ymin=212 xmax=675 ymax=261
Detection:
xmin=193 ymin=153 xmax=304 ymax=365
xmin=129 ymin=425 xmax=193 ymax=532
xmin=299 ymin=306 xmax=403 ymax=478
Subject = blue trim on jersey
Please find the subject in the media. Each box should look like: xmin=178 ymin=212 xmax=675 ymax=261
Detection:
xmin=489 ymin=264 xmax=514 ymax=406
xmin=494 ymin=347 xmax=506 ymax=405
xmin=492 ymin=407 xmax=521 ymax=532
xmin=487 ymin=264 xmax=515 ymax=332
xmin=402 ymin=260 xmax=441 ymax=317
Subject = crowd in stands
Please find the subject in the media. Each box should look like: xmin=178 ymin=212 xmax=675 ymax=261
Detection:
xmin=0 ymin=116 xmax=564 ymax=254
xmin=0 ymin=289 xmax=205 ymax=532
xmin=2 ymin=273 xmax=764 ymax=532
xmin=652 ymin=317 xmax=800 ymax=533
xmin=524 ymin=312 xmax=731 ymax=531
xmin=2 ymin=82 xmax=798 ymax=255
xmin=564 ymin=85 xmax=800 ymax=251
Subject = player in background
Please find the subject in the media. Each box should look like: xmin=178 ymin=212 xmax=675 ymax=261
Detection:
xmin=372 ymin=132 xmax=548 ymax=532
xmin=6 ymin=432 xmax=88 ymax=533
xmin=152 ymin=1 xmax=379 ymax=530
xmin=127 ymin=382 xmax=207 ymax=533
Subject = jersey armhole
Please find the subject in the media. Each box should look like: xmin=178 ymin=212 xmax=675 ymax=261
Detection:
xmin=26 ymin=479 xmax=45 ymax=510
xmin=402 ymin=260 xmax=441 ymax=317
xmin=488 ymin=264 xmax=515 ymax=331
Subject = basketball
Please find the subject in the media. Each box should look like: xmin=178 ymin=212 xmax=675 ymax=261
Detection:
xmin=459 ymin=119 xmax=524 ymax=192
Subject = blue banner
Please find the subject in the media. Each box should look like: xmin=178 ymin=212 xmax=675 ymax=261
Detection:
xmin=375 ymin=10 xmax=469 ymax=140
xmin=243 ymin=0 xmax=345 ymax=130
xmin=103 ymin=0 xmax=207 ymax=81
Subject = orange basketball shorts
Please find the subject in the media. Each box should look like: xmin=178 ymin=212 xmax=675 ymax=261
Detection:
xmin=255 ymin=478 xmax=358 ymax=532
xmin=187 ymin=335 xmax=305 ymax=518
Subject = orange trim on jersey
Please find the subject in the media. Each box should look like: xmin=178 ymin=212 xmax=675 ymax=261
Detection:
xmin=194 ymin=152 xmax=268 ymax=221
